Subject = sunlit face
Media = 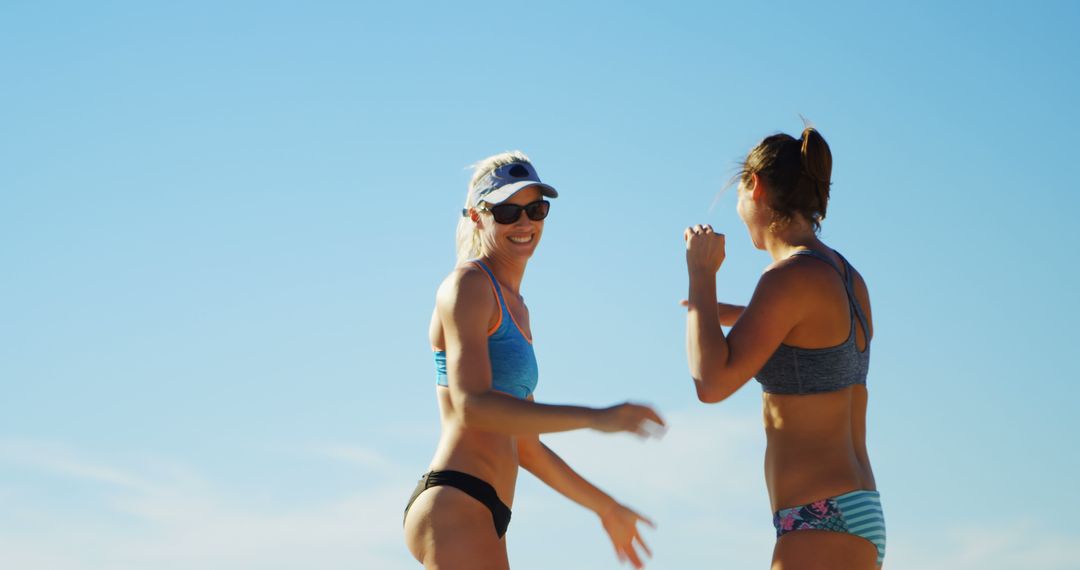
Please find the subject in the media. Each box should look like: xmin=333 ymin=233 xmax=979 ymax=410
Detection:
xmin=477 ymin=185 xmax=545 ymax=259
xmin=736 ymin=178 xmax=752 ymax=226
xmin=737 ymin=175 xmax=769 ymax=250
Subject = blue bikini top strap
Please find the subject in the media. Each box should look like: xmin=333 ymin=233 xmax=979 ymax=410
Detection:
xmin=469 ymin=259 xmax=509 ymax=314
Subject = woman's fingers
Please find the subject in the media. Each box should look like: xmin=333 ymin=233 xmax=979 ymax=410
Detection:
xmin=685 ymin=224 xmax=714 ymax=239
xmin=643 ymin=406 xmax=665 ymax=427
xmin=623 ymin=544 xmax=644 ymax=569
xmin=605 ymin=403 xmax=666 ymax=437
xmin=633 ymin=406 xmax=667 ymax=439
xmin=686 ymin=224 xmax=716 ymax=236
xmin=635 ymin=533 xmax=653 ymax=558
xmin=603 ymin=505 xmax=656 ymax=568
xmin=611 ymin=537 xmax=632 ymax=566
xmin=635 ymin=423 xmax=666 ymax=440
xmin=685 ymin=223 xmax=727 ymax=274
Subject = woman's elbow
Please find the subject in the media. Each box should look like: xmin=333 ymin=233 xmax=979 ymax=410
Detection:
xmin=516 ymin=440 xmax=542 ymax=470
xmin=695 ymin=384 xmax=724 ymax=404
xmin=694 ymin=376 xmax=734 ymax=404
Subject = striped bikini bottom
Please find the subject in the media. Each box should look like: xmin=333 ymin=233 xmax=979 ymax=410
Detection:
xmin=773 ymin=489 xmax=886 ymax=566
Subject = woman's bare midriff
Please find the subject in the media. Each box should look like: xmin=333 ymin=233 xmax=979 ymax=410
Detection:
xmin=426 ymin=387 xmax=521 ymax=507
xmin=762 ymin=385 xmax=875 ymax=512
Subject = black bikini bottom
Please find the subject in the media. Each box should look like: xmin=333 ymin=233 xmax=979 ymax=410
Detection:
xmin=403 ymin=470 xmax=512 ymax=538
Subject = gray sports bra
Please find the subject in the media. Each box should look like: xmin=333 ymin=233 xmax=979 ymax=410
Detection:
xmin=755 ymin=249 xmax=870 ymax=395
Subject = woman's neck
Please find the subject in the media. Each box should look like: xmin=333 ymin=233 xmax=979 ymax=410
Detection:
xmin=763 ymin=219 xmax=822 ymax=263
xmin=480 ymin=254 xmax=527 ymax=298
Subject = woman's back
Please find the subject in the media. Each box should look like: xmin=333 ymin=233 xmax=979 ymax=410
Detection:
xmin=758 ymin=250 xmax=875 ymax=511
xmin=684 ymin=125 xmax=887 ymax=568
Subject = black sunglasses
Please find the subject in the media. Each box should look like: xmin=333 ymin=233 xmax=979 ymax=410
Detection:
xmin=479 ymin=200 xmax=551 ymax=224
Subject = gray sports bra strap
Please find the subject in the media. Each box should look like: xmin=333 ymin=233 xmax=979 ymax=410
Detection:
xmin=791 ymin=249 xmax=870 ymax=344
xmin=790 ymin=249 xmax=844 ymax=276
xmin=833 ymin=251 xmax=871 ymax=344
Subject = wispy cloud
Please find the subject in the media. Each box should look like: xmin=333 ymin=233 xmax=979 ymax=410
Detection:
xmin=0 ymin=423 xmax=1074 ymax=570
xmin=0 ymin=438 xmax=418 ymax=570
xmin=0 ymin=438 xmax=158 ymax=492
xmin=888 ymin=519 xmax=1074 ymax=570
xmin=310 ymin=442 xmax=410 ymax=477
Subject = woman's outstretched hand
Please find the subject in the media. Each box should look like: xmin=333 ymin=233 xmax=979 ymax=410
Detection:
xmin=684 ymin=224 xmax=726 ymax=274
xmin=593 ymin=403 xmax=666 ymax=439
xmin=600 ymin=502 xmax=656 ymax=569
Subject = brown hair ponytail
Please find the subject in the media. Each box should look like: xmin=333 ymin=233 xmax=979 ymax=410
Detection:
xmin=740 ymin=124 xmax=834 ymax=232
xmin=797 ymin=127 xmax=833 ymax=228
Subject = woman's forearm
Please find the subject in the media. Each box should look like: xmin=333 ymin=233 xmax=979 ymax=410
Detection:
xmin=456 ymin=392 xmax=598 ymax=435
xmin=687 ymin=271 xmax=729 ymax=401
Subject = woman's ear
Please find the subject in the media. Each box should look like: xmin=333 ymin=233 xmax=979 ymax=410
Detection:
xmin=469 ymin=208 xmax=482 ymax=225
xmin=750 ymin=173 xmax=767 ymax=203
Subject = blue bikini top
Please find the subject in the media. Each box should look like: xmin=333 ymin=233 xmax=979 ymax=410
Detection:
xmin=755 ymin=249 xmax=871 ymax=395
xmin=434 ymin=259 xmax=538 ymax=399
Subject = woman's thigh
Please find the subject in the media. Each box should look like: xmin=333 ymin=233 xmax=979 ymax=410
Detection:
xmin=404 ymin=486 xmax=509 ymax=570
xmin=771 ymin=529 xmax=878 ymax=570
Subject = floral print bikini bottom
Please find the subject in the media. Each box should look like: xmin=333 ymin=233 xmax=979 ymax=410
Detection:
xmin=773 ymin=489 xmax=886 ymax=566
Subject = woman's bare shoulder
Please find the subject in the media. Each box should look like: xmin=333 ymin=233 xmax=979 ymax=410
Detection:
xmin=435 ymin=262 xmax=493 ymax=314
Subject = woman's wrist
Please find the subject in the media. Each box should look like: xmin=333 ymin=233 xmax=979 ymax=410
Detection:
xmin=687 ymin=263 xmax=718 ymax=277
xmin=583 ymin=405 xmax=606 ymax=431
xmin=687 ymin=275 xmax=717 ymax=307
xmin=594 ymin=496 xmax=620 ymax=519
xmin=688 ymin=270 xmax=717 ymax=289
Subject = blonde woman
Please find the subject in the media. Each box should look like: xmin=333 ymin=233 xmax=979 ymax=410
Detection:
xmin=404 ymin=151 xmax=664 ymax=570
xmin=684 ymin=128 xmax=886 ymax=569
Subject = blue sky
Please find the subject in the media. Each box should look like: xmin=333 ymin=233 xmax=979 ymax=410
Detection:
xmin=2 ymin=1 xmax=1078 ymax=568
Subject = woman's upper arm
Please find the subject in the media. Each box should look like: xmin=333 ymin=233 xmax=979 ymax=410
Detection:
xmin=436 ymin=267 xmax=497 ymax=399
xmin=723 ymin=267 xmax=806 ymax=385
